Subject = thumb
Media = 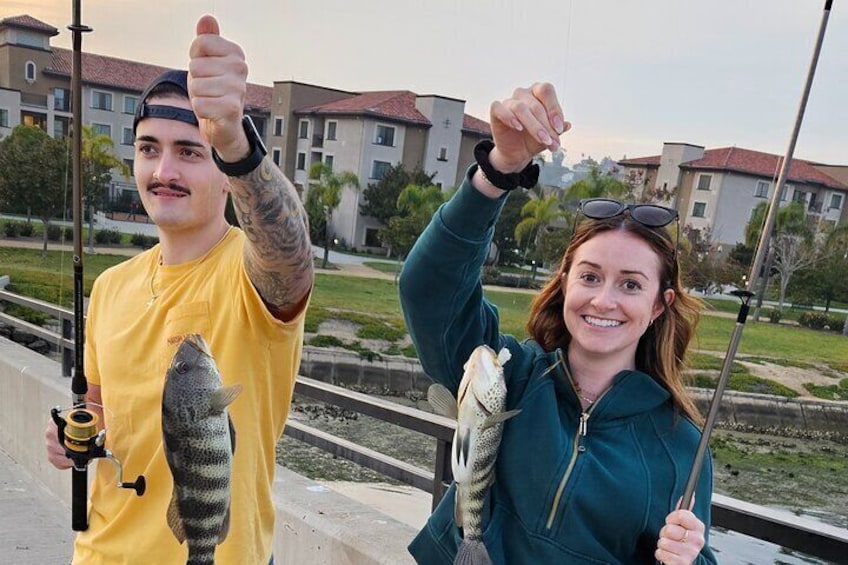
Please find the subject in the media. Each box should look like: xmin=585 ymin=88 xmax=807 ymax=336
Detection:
xmin=196 ymin=14 xmax=220 ymax=36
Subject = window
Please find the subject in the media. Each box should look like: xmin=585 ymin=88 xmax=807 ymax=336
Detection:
xmin=123 ymin=96 xmax=138 ymax=114
xmin=25 ymin=61 xmax=36 ymax=82
xmin=326 ymin=121 xmax=337 ymax=141
xmin=53 ymin=116 xmax=71 ymax=139
xmin=296 ymin=152 xmax=306 ymax=170
xmin=792 ymin=190 xmax=805 ymax=204
xmin=274 ymin=117 xmax=284 ymax=137
xmin=375 ymin=125 xmax=395 ymax=146
xmin=780 ymin=185 xmax=788 ymax=201
xmin=272 ymin=148 xmax=282 ymax=166
xmin=371 ymin=160 xmax=391 ymax=180
xmin=692 ymin=202 xmax=707 ymax=218
xmin=755 ymin=181 xmax=769 ymax=198
xmin=123 ymin=159 xmax=135 ymax=176
xmin=91 ymin=91 xmax=113 ymax=111
xmin=830 ymin=193 xmax=844 ymax=210
xmin=696 ymin=174 xmax=711 ymax=191
xmin=91 ymin=123 xmax=111 ymax=139
xmin=54 ymin=88 xmax=70 ymax=112
xmin=298 ymin=120 xmax=309 ymax=139
xmin=0 ymin=109 xmax=8 ymax=128
xmin=122 ymin=127 xmax=134 ymax=145
xmin=324 ymin=155 xmax=334 ymax=171
xmin=437 ymin=146 xmax=448 ymax=161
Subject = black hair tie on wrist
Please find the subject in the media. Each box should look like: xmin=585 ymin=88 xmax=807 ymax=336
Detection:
xmin=473 ymin=139 xmax=540 ymax=192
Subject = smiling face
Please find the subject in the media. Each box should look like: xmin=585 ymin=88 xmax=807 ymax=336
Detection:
xmin=133 ymin=96 xmax=229 ymax=234
xmin=562 ymin=229 xmax=674 ymax=371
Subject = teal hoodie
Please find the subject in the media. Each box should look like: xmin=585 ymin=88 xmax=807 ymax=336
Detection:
xmin=399 ymin=169 xmax=717 ymax=564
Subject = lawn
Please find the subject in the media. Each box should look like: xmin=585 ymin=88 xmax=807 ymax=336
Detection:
xmin=2 ymin=247 xmax=846 ymax=369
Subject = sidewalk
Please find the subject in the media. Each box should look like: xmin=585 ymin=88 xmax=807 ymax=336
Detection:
xmin=0 ymin=448 xmax=73 ymax=564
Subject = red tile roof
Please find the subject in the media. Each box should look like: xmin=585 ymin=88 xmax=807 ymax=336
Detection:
xmin=620 ymin=147 xmax=846 ymax=189
xmin=45 ymin=48 xmax=272 ymax=112
xmin=298 ymin=90 xmax=432 ymax=126
xmin=462 ymin=114 xmax=491 ymax=137
xmin=0 ymin=15 xmax=59 ymax=35
xmin=681 ymin=147 xmax=847 ymax=189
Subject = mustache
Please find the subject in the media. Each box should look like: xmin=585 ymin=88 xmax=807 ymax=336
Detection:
xmin=147 ymin=181 xmax=191 ymax=195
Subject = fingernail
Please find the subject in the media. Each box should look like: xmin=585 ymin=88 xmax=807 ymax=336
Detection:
xmin=552 ymin=116 xmax=565 ymax=134
xmin=538 ymin=130 xmax=552 ymax=146
xmin=511 ymin=120 xmax=524 ymax=132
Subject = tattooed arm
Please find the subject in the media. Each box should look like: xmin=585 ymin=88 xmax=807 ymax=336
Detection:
xmin=189 ymin=16 xmax=313 ymax=321
xmin=228 ymin=158 xmax=314 ymax=321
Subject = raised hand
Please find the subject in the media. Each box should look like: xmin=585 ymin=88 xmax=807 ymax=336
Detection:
xmin=488 ymin=82 xmax=570 ymax=173
xmin=187 ymin=15 xmax=249 ymax=162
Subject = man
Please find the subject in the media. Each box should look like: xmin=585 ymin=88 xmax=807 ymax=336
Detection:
xmin=45 ymin=15 xmax=312 ymax=564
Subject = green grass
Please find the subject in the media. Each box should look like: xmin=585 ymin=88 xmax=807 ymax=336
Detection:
xmin=804 ymin=379 xmax=848 ymax=401
xmin=362 ymin=261 xmax=402 ymax=275
xmin=691 ymin=372 xmax=799 ymax=398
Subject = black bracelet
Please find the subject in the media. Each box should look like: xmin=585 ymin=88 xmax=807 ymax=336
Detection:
xmin=473 ymin=139 xmax=539 ymax=192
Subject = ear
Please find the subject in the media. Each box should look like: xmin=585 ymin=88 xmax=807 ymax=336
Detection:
xmin=653 ymin=288 xmax=675 ymax=321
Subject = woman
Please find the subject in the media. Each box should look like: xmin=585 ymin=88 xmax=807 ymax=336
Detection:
xmin=399 ymin=83 xmax=716 ymax=564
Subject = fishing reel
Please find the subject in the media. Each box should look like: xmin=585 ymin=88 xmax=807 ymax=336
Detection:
xmin=51 ymin=405 xmax=146 ymax=496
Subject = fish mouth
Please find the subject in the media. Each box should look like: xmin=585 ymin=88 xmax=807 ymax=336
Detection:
xmin=182 ymin=334 xmax=213 ymax=358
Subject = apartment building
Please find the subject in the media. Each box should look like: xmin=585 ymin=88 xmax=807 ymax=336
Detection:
xmin=620 ymin=143 xmax=848 ymax=249
xmin=0 ymin=14 xmax=492 ymax=251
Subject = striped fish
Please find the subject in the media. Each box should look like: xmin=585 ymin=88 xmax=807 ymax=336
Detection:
xmin=162 ymin=334 xmax=242 ymax=565
xmin=428 ymin=345 xmax=520 ymax=565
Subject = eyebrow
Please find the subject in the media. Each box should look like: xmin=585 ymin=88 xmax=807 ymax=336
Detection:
xmin=135 ymin=135 xmax=206 ymax=149
xmin=576 ymin=260 xmax=650 ymax=279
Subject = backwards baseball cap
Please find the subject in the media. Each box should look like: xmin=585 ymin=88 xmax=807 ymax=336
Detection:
xmin=133 ymin=69 xmax=199 ymax=134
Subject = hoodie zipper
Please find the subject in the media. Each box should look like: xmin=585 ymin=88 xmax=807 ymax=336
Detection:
xmin=545 ymin=352 xmax=611 ymax=530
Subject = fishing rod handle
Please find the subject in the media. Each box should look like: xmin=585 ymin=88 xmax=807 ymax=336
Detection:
xmin=72 ymin=467 xmax=88 ymax=531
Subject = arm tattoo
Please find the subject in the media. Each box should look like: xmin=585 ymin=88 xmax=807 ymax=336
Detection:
xmin=228 ymin=157 xmax=313 ymax=315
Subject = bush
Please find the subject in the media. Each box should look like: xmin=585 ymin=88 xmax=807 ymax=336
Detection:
xmin=46 ymin=224 xmax=69 ymax=241
xmin=19 ymin=222 xmax=34 ymax=237
xmin=94 ymin=229 xmax=122 ymax=244
xmin=3 ymin=221 xmax=20 ymax=237
xmin=130 ymin=233 xmax=159 ymax=248
xmin=767 ymin=309 xmax=782 ymax=324
xmin=798 ymin=311 xmax=830 ymax=330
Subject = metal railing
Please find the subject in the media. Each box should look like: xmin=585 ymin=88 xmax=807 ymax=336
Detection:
xmin=1 ymin=288 xmax=847 ymax=562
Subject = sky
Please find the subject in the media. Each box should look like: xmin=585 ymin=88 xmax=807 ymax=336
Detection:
xmin=5 ymin=0 xmax=847 ymax=166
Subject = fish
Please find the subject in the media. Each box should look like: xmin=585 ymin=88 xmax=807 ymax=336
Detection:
xmin=427 ymin=344 xmax=520 ymax=565
xmin=161 ymin=334 xmax=242 ymax=565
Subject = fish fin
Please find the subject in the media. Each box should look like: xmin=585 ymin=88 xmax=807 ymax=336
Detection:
xmin=228 ymin=414 xmax=237 ymax=455
xmin=497 ymin=346 xmax=512 ymax=366
xmin=218 ymin=504 xmax=231 ymax=543
xmin=480 ymin=409 xmax=522 ymax=430
xmin=166 ymin=488 xmax=186 ymax=544
xmin=455 ymin=540 xmax=493 ymax=565
xmin=427 ymin=384 xmax=458 ymax=420
xmin=210 ymin=384 xmax=243 ymax=413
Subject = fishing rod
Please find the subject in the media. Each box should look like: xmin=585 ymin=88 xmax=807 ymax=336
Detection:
xmin=50 ymin=0 xmax=144 ymax=532
xmin=681 ymin=0 xmax=835 ymax=509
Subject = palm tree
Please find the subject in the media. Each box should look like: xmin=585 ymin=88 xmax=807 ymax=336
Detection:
xmin=565 ymin=167 xmax=629 ymax=203
xmin=308 ymin=162 xmax=360 ymax=268
xmin=514 ymin=194 xmax=566 ymax=265
xmin=81 ymin=125 xmax=130 ymax=251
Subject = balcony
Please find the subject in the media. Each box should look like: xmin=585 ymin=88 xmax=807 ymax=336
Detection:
xmin=312 ymin=133 xmax=324 ymax=148
xmin=21 ymin=92 xmax=48 ymax=108
xmin=808 ymin=200 xmax=823 ymax=214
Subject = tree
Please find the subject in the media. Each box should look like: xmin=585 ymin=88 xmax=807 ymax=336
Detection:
xmin=744 ymin=201 xmax=814 ymax=310
xmin=565 ymin=166 xmax=629 ymax=202
xmin=379 ymin=183 xmax=448 ymax=260
xmin=308 ymin=162 xmax=360 ymax=268
xmin=359 ymin=164 xmax=435 ymax=224
xmin=493 ymin=189 xmax=531 ymax=266
xmin=81 ymin=125 xmax=130 ymax=250
xmin=515 ymin=194 xmax=567 ymax=265
xmin=0 ymin=125 xmax=69 ymax=255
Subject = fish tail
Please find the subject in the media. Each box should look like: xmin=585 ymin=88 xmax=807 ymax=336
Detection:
xmin=454 ymin=539 xmax=493 ymax=565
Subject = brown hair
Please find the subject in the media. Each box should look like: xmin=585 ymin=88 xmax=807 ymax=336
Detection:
xmin=526 ymin=216 xmax=703 ymax=424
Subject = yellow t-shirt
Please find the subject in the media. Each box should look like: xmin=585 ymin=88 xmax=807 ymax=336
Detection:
xmin=73 ymin=228 xmax=305 ymax=565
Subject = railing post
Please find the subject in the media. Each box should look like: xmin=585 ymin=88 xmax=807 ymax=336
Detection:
xmin=432 ymin=438 xmax=453 ymax=511
xmin=62 ymin=317 xmax=73 ymax=378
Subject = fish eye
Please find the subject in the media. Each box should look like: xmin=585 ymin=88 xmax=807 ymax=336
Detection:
xmin=174 ymin=361 xmax=189 ymax=374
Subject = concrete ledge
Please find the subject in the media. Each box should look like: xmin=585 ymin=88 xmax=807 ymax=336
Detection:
xmin=0 ymin=337 xmax=416 ymax=564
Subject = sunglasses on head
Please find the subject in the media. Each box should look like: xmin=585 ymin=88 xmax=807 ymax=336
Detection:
xmin=570 ymin=198 xmax=680 ymax=281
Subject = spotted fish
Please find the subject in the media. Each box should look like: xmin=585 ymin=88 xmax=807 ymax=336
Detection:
xmin=428 ymin=344 xmax=520 ymax=565
xmin=162 ymin=334 xmax=242 ymax=565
